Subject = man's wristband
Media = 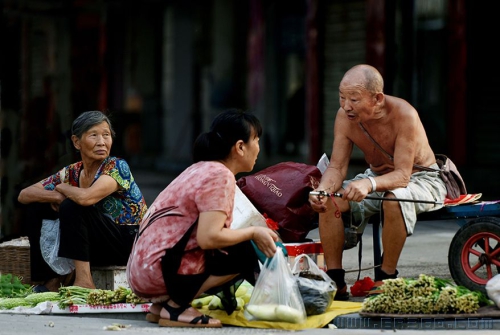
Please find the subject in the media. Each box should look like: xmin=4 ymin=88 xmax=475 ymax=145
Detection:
xmin=367 ymin=176 xmax=377 ymax=192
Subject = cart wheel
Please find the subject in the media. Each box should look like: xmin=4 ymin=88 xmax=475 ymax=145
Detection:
xmin=448 ymin=217 xmax=500 ymax=293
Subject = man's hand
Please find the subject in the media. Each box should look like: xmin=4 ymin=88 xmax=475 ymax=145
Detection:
xmin=342 ymin=178 xmax=373 ymax=202
xmin=309 ymin=190 xmax=329 ymax=213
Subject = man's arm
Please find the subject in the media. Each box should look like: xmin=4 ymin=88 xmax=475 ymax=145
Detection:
xmin=318 ymin=110 xmax=353 ymax=193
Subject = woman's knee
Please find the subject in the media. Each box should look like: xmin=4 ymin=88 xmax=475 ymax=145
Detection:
xmin=59 ymin=198 xmax=79 ymax=213
xmin=58 ymin=198 xmax=84 ymax=222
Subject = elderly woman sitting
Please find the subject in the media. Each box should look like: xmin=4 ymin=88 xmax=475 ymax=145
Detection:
xmin=18 ymin=110 xmax=147 ymax=292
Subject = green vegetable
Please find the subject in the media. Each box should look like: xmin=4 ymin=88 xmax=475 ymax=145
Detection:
xmin=112 ymin=286 xmax=129 ymax=303
xmin=0 ymin=284 xmax=147 ymax=310
xmin=86 ymin=289 xmax=115 ymax=306
xmin=85 ymin=287 xmax=145 ymax=306
xmin=235 ymin=297 xmax=245 ymax=311
xmin=57 ymin=286 xmax=93 ymax=309
xmin=235 ymin=285 xmax=249 ymax=297
xmin=191 ymin=295 xmax=214 ymax=308
xmin=0 ymin=273 xmax=32 ymax=298
xmin=57 ymin=286 xmax=145 ymax=308
xmin=362 ymin=274 xmax=493 ymax=314
xmin=208 ymin=296 xmax=222 ymax=310
xmin=0 ymin=297 xmax=31 ymax=309
xmin=125 ymin=290 xmax=145 ymax=304
xmin=0 ymin=274 xmax=12 ymax=283
xmin=25 ymin=292 xmax=61 ymax=306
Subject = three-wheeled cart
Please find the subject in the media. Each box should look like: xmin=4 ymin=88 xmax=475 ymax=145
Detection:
xmin=371 ymin=201 xmax=500 ymax=293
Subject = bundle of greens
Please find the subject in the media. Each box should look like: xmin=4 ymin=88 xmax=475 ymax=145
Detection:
xmin=0 ymin=273 xmax=32 ymax=298
xmin=57 ymin=286 xmax=93 ymax=308
xmin=0 ymin=297 xmax=32 ymax=309
xmin=0 ymin=292 xmax=60 ymax=310
xmin=0 ymin=284 xmax=146 ymax=310
xmin=58 ymin=286 xmax=145 ymax=308
xmin=361 ymin=274 xmax=492 ymax=314
xmin=86 ymin=286 xmax=144 ymax=306
xmin=24 ymin=292 xmax=60 ymax=306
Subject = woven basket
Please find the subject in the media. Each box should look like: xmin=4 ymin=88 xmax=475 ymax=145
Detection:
xmin=0 ymin=238 xmax=31 ymax=284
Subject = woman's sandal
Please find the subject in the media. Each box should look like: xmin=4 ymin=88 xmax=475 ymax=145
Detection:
xmin=157 ymin=301 xmax=222 ymax=328
xmin=145 ymin=303 xmax=162 ymax=323
xmin=145 ymin=313 xmax=161 ymax=323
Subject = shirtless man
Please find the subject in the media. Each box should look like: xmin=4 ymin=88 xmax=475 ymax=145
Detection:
xmin=309 ymin=64 xmax=446 ymax=300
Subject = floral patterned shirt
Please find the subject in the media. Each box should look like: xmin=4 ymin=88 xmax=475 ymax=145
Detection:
xmin=40 ymin=156 xmax=147 ymax=225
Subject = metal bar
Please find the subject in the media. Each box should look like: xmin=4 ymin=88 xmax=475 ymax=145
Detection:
xmin=309 ymin=191 xmax=443 ymax=205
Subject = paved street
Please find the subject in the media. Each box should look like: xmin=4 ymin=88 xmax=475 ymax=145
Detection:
xmin=1 ymin=311 xmax=499 ymax=335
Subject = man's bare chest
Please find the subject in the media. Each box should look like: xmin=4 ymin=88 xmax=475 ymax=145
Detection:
xmin=350 ymin=128 xmax=396 ymax=165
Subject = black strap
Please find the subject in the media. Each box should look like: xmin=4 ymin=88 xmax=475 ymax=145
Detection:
xmin=161 ymin=219 xmax=199 ymax=305
xmin=358 ymin=122 xmax=439 ymax=172
xmin=164 ymin=220 xmax=197 ymax=271
xmin=358 ymin=123 xmax=394 ymax=163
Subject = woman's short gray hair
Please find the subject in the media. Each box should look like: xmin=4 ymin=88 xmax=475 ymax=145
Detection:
xmin=71 ymin=111 xmax=116 ymax=138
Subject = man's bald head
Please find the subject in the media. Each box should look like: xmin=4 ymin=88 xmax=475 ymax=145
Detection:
xmin=341 ymin=64 xmax=384 ymax=95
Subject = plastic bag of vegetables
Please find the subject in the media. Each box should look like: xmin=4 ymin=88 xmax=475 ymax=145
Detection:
xmin=291 ymin=254 xmax=336 ymax=316
xmin=244 ymin=247 xmax=306 ymax=323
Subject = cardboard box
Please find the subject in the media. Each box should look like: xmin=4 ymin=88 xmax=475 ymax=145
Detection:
xmin=284 ymin=241 xmax=325 ymax=271
xmin=91 ymin=266 xmax=128 ymax=290
xmin=0 ymin=301 xmax=151 ymax=315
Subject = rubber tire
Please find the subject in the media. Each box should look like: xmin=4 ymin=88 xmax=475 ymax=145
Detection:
xmin=448 ymin=217 xmax=500 ymax=293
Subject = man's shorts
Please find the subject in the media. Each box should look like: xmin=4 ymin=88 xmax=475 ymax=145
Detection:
xmin=342 ymin=164 xmax=447 ymax=235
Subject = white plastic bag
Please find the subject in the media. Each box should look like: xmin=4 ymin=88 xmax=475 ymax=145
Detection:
xmin=316 ymin=153 xmax=330 ymax=174
xmin=244 ymin=247 xmax=306 ymax=323
xmin=40 ymin=219 xmax=75 ymax=275
xmin=486 ymin=274 xmax=500 ymax=308
xmin=231 ymin=186 xmax=268 ymax=230
xmin=292 ymin=254 xmax=337 ymax=316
